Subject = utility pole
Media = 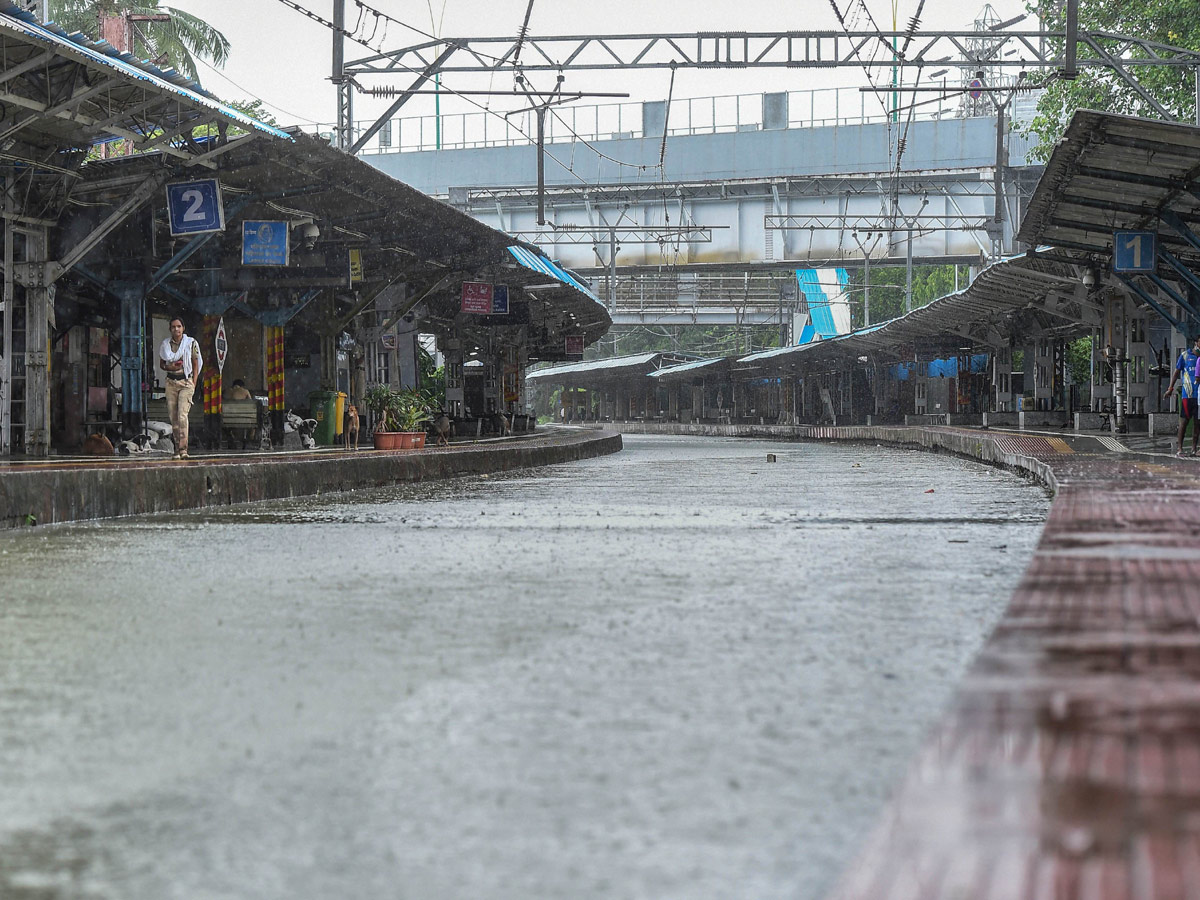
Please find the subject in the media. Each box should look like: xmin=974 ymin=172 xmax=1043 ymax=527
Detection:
xmin=905 ymin=229 xmax=913 ymax=313
xmin=333 ymin=0 xmax=353 ymax=150
xmin=864 ymin=251 xmax=871 ymax=326
xmin=608 ymin=227 xmax=617 ymax=314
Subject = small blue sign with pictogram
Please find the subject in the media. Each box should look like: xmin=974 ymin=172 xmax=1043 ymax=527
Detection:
xmin=242 ymin=220 xmax=289 ymax=266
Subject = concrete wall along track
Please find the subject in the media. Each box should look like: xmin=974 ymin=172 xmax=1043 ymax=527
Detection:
xmin=614 ymin=421 xmax=1059 ymax=492
xmin=0 ymin=431 xmax=622 ymax=529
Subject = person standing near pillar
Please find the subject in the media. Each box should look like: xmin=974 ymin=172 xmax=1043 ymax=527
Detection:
xmin=1163 ymin=332 xmax=1200 ymax=457
xmin=159 ymin=316 xmax=203 ymax=460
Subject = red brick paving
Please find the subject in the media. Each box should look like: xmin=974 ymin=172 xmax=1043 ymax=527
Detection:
xmin=828 ymin=440 xmax=1200 ymax=900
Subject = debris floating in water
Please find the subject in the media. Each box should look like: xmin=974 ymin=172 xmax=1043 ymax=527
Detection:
xmin=766 ymin=453 xmax=776 ymax=463
xmin=924 ymin=489 xmax=936 ymax=493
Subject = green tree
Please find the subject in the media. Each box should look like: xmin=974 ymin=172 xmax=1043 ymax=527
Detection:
xmin=48 ymin=2 xmax=230 ymax=82
xmin=846 ymin=264 xmax=963 ymax=328
xmin=1066 ymin=336 xmax=1092 ymax=397
xmin=1023 ymin=0 xmax=1199 ymax=161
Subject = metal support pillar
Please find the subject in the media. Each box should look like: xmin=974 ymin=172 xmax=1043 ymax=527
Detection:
xmin=1111 ymin=346 xmax=1127 ymax=433
xmin=321 ymin=325 xmax=338 ymax=391
xmin=535 ymin=106 xmax=547 ymax=225
xmin=333 ymin=0 xmax=353 ymax=151
xmin=863 ymin=249 xmax=870 ymax=326
xmin=992 ymin=101 xmax=1007 ymax=256
xmin=905 ymin=230 xmax=913 ymax=313
xmin=22 ymin=228 xmax=50 ymax=455
xmin=608 ymin=227 xmax=617 ymax=313
xmin=1 ymin=203 xmax=12 ymax=453
xmin=1064 ymin=0 xmax=1079 ymax=79
xmin=115 ymin=280 xmax=146 ymax=438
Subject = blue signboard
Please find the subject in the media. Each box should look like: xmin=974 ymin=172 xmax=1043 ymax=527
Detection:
xmin=1113 ymin=230 xmax=1157 ymax=272
xmin=492 ymin=284 xmax=509 ymax=315
xmin=165 ymin=179 xmax=224 ymax=235
xmin=242 ymin=220 xmax=289 ymax=267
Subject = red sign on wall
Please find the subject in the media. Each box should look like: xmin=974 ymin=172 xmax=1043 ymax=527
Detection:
xmin=564 ymin=336 xmax=584 ymax=358
xmin=461 ymin=281 xmax=494 ymax=313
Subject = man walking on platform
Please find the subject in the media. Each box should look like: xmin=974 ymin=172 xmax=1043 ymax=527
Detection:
xmin=1163 ymin=333 xmax=1200 ymax=457
xmin=159 ymin=316 xmax=203 ymax=460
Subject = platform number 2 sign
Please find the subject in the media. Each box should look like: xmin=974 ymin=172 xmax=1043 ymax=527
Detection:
xmin=166 ymin=179 xmax=226 ymax=236
xmin=1113 ymin=231 xmax=1156 ymax=273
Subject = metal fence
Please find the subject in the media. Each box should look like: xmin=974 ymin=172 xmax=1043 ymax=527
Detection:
xmin=313 ymin=81 xmax=1031 ymax=155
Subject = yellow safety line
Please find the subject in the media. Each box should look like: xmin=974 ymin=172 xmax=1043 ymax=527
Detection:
xmin=1047 ymin=437 xmax=1074 ymax=454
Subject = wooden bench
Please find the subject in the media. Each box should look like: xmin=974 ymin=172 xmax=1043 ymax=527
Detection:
xmin=144 ymin=397 xmax=262 ymax=449
xmin=221 ymin=399 xmax=262 ymax=449
xmin=145 ymin=397 xmax=203 ymax=431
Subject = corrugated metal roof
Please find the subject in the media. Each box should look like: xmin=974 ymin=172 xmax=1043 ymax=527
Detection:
xmin=508 ymin=246 xmax=601 ymax=303
xmin=526 ymin=352 xmax=659 ymax=380
xmin=1018 ymin=110 xmax=1200 ymax=268
xmin=739 ymin=251 xmax=1085 ymax=367
xmin=648 ymin=357 xmax=730 ymax=379
xmin=71 ymin=131 xmax=610 ymax=350
xmin=0 ymin=4 xmax=290 ymax=143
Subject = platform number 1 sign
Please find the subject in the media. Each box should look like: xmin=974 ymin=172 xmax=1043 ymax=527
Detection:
xmin=1113 ymin=231 xmax=1156 ymax=273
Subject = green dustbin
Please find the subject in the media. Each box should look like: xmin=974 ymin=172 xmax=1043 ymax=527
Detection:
xmin=308 ymin=390 xmax=340 ymax=445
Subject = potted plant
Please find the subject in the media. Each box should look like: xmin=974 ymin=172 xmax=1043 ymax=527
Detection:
xmin=392 ymin=388 xmax=431 ymax=448
xmin=364 ymin=384 xmax=402 ymax=450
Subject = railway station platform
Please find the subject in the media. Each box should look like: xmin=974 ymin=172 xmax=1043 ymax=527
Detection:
xmin=0 ymin=428 xmax=621 ymax=530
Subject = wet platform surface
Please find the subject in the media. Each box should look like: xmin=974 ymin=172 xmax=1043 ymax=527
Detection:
xmin=829 ymin=427 xmax=1200 ymax=899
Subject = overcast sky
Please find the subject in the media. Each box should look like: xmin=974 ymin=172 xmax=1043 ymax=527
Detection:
xmin=165 ymin=0 xmax=1031 ymax=130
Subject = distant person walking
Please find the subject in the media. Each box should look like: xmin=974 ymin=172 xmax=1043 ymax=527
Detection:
xmin=159 ymin=316 xmax=203 ymax=460
xmin=1163 ymin=333 xmax=1200 ymax=457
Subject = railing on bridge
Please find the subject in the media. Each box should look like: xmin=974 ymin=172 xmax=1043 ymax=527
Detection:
xmin=317 ymin=80 xmax=1036 ymax=156
xmin=589 ymin=270 xmax=802 ymax=321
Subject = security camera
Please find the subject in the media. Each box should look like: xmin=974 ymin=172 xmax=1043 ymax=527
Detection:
xmin=301 ymin=222 xmax=320 ymax=249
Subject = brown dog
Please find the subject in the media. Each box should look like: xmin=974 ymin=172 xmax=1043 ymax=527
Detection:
xmin=432 ymin=413 xmax=451 ymax=446
xmin=81 ymin=433 xmax=114 ymax=456
xmin=344 ymin=404 xmax=359 ymax=450
xmin=492 ymin=410 xmax=511 ymax=437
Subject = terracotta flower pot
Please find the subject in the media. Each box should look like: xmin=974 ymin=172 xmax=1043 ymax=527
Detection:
xmin=409 ymin=432 xmax=426 ymax=449
xmin=373 ymin=431 xmax=402 ymax=450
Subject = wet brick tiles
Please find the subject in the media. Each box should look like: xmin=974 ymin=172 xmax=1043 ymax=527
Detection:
xmin=828 ymin=444 xmax=1200 ymax=900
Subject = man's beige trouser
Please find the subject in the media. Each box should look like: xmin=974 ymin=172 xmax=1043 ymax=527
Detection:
xmin=165 ymin=377 xmax=196 ymax=453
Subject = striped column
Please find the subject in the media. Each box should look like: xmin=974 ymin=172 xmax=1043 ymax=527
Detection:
xmin=266 ymin=326 xmax=285 ymax=411
xmin=202 ymin=315 xmax=222 ymax=415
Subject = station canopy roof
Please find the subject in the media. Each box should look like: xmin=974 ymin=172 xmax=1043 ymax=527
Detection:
xmin=0 ymin=4 xmax=288 ymax=159
xmin=738 ymin=251 xmax=1090 ymax=370
xmin=526 ymin=351 xmax=698 ymax=382
xmin=648 ymin=357 xmax=731 ymax=380
xmin=1019 ymin=110 xmax=1200 ymax=269
xmin=66 ymin=130 xmax=610 ymax=352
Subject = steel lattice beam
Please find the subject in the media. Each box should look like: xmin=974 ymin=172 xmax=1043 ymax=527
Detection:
xmin=345 ymin=30 xmax=1200 ymax=76
xmin=767 ymin=213 xmax=993 ymax=232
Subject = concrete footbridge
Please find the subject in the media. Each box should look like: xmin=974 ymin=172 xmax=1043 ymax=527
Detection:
xmin=361 ymin=87 xmax=1042 ymax=326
